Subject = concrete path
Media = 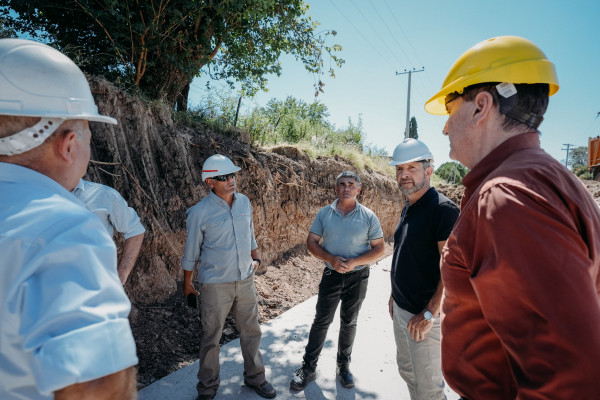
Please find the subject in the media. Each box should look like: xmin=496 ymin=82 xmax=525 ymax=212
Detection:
xmin=139 ymin=255 xmax=459 ymax=400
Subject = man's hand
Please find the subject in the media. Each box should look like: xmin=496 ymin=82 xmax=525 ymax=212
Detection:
xmin=330 ymin=255 xmax=352 ymax=273
xmin=183 ymin=281 xmax=199 ymax=297
xmin=388 ymin=295 xmax=394 ymax=319
xmin=407 ymin=312 xmax=433 ymax=342
xmin=55 ymin=366 xmax=136 ymax=400
xmin=183 ymin=270 xmax=199 ymax=297
xmin=253 ymin=260 xmax=268 ymax=276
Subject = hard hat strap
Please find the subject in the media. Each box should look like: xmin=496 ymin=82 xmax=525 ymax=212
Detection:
xmin=503 ymin=108 xmax=544 ymax=129
xmin=0 ymin=117 xmax=64 ymax=156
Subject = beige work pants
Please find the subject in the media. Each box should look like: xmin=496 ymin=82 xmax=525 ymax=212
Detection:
xmin=196 ymin=274 xmax=266 ymax=397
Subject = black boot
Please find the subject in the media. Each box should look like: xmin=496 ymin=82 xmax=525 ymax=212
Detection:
xmin=336 ymin=364 xmax=355 ymax=388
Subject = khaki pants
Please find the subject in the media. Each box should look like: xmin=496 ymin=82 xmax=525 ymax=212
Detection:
xmin=393 ymin=301 xmax=446 ymax=400
xmin=196 ymin=275 xmax=265 ymax=396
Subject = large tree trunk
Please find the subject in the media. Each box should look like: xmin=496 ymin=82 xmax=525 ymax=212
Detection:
xmin=87 ymin=77 xmax=406 ymax=305
xmin=176 ymin=83 xmax=190 ymax=111
xmin=138 ymin=61 xmax=192 ymax=109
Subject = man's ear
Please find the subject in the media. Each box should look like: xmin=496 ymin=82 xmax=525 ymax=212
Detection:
xmin=54 ymin=130 xmax=77 ymax=163
xmin=471 ymin=91 xmax=494 ymax=126
xmin=425 ymin=165 xmax=434 ymax=179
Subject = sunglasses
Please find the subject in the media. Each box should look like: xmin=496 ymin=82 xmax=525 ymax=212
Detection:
xmin=211 ymin=173 xmax=236 ymax=182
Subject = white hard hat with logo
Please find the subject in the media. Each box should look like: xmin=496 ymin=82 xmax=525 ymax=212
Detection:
xmin=201 ymin=154 xmax=241 ymax=181
xmin=0 ymin=38 xmax=117 ymax=156
xmin=389 ymin=138 xmax=434 ymax=165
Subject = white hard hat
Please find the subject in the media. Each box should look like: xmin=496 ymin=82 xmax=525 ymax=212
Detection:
xmin=201 ymin=154 xmax=241 ymax=181
xmin=389 ymin=138 xmax=434 ymax=165
xmin=0 ymin=39 xmax=117 ymax=155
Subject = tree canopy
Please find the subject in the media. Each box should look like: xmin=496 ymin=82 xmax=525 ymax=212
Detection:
xmin=435 ymin=161 xmax=469 ymax=184
xmin=1 ymin=0 xmax=343 ymax=108
xmin=567 ymin=146 xmax=587 ymax=169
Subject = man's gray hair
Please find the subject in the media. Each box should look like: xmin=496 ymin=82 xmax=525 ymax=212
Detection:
xmin=421 ymin=160 xmax=433 ymax=169
xmin=336 ymin=170 xmax=361 ymax=187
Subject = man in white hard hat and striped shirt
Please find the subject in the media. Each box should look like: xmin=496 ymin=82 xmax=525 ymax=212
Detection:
xmin=182 ymin=154 xmax=275 ymax=400
xmin=0 ymin=39 xmax=138 ymax=399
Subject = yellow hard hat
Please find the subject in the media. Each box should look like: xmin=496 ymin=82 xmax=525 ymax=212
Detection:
xmin=425 ymin=36 xmax=559 ymax=115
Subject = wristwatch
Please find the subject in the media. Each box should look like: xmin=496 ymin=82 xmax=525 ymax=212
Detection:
xmin=424 ymin=310 xmax=435 ymax=322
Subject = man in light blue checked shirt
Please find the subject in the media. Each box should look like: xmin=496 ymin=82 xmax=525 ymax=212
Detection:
xmin=182 ymin=154 xmax=275 ymax=400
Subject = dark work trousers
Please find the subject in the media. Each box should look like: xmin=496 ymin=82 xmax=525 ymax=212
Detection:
xmin=302 ymin=266 xmax=370 ymax=372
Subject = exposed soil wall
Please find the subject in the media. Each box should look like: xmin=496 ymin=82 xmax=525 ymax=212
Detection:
xmin=87 ymin=78 xmax=400 ymax=305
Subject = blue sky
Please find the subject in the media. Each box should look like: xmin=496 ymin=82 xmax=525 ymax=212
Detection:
xmin=190 ymin=0 xmax=600 ymax=168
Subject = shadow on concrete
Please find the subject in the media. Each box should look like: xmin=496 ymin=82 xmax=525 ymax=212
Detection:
xmin=139 ymin=258 xmax=459 ymax=400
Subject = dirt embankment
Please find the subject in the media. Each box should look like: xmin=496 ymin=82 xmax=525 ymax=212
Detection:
xmin=88 ymin=78 xmax=400 ymax=306
xmin=86 ymin=78 xmax=407 ymax=388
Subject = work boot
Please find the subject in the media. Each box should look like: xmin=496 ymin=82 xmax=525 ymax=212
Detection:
xmin=336 ymin=365 xmax=355 ymax=388
xmin=244 ymin=379 xmax=276 ymax=399
xmin=289 ymin=367 xmax=316 ymax=390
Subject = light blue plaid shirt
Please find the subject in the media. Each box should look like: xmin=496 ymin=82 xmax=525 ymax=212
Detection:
xmin=181 ymin=191 xmax=258 ymax=283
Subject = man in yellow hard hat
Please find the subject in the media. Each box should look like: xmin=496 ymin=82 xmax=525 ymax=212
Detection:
xmin=425 ymin=36 xmax=600 ymax=399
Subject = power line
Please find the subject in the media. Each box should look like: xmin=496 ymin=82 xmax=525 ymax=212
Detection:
xmin=365 ymin=0 xmax=414 ymax=66
xmin=327 ymin=0 xmax=397 ymax=69
xmin=381 ymin=0 xmax=437 ymax=95
xmin=346 ymin=0 xmax=404 ymax=67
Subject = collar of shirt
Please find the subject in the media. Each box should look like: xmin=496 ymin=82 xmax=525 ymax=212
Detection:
xmin=0 ymin=162 xmax=74 ymax=199
xmin=330 ymin=198 xmax=361 ymax=217
xmin=407 ymin=187 xmax=437 ymax=211
xmin=208 ymin=190 xmax=238 ymax=207
xmin=462 ymin=132 xmax=541 ymax=205
xmin=73 ymin=178 xmax=85 ymax=193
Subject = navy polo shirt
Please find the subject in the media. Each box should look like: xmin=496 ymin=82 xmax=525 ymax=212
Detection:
xmin=391 ymin=187 xmax=459 ymax=314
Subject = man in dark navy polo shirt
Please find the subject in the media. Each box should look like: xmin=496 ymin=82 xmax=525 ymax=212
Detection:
xmin=388 ymin=138 xmax=459 ymax=400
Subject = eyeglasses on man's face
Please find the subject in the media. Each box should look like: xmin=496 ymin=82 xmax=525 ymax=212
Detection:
xmin=211 ymin=173 xmax=236 ymax=182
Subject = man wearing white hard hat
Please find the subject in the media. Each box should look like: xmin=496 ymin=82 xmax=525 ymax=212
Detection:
xmin=0 ymin=39 xmax=138 ymax=399
xmin=387 ymin=138 xmax=459 ymax=400
xmin=182 ymin=154 xmax=275 ymax=400
xmin=426 ymin=36 xmax=600 ymax=399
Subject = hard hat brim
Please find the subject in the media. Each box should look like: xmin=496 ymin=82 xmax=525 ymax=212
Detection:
xmin=0 ymin=110 xmax=118 ymax=125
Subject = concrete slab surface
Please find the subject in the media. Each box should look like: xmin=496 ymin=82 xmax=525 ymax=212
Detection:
xmin=139 ymin=255 xmax=459 ymax=400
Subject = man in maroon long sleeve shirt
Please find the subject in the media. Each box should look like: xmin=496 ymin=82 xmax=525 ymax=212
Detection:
xmin=424 ymin=36 xmax=600 ymax=399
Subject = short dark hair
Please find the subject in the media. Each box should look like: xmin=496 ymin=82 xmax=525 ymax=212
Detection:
xmin=336 ymin=170 xmax=361 ymax=187
xmin=461 ymin=82 xmax=549 ymax=131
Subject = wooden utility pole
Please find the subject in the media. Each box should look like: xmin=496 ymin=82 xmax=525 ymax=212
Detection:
xmin=562 ymin=143 xmax=575 ymax=167
xmin=396 ymin=67 xmax=424 ymax=138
